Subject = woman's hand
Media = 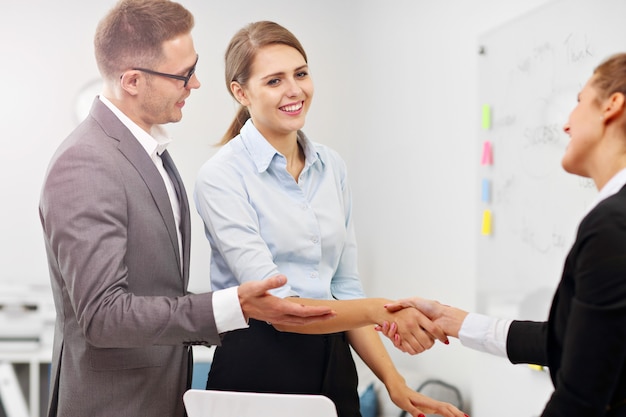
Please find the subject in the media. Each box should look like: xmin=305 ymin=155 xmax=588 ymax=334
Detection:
xmin=377 ymin=297 xmax=468 ymax=352
xmin=385 ymin=379 xmax=469 ymax=417
xmin=381 ymin=304 xmax=449 ymax=354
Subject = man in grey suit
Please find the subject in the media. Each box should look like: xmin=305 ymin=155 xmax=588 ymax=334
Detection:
xmin=38 ymin=1 xmax=334 ymax=416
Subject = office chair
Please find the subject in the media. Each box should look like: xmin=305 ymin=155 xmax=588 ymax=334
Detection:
xmin=183 ymin=389 xmax=338 ymax=417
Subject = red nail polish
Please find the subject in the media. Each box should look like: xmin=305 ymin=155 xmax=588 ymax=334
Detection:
xmin=444 ymin=340 xmax=450 ymax=345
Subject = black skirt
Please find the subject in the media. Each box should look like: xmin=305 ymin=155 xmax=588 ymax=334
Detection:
xmin=206 ymin=319 xmax=361 ymax=417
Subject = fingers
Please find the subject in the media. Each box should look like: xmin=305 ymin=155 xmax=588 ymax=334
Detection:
xmin=267 ymin=302 xmax=336 ymax=325
xmin=280 ymin=302 xmax=336 ymax=319
xmin=396 ymin=308 xmax=448 ymax=346
xmin=399 ymin=327 xmax=432 ymax=354
xmin=383 ymin=303 xmax=404 ymax=313
xmin=414 ymin=313 xmax=449 ymax=345
xmin=375 ymin=321 xmax=416 ymax=354
xmin=238 ymin=275 xmax=287 ymax=301
xmin=376 ymin=321 xmax=397 ymax=337
xmin=407 ymin=392 xmax=469 ymax=417
xmin=238 ymin=277 xmax=336 ymax=325
xmin=259 ymin=274 xmax=288 ymax=291
xmin=389 ymin=384 xmax=469 ymax=417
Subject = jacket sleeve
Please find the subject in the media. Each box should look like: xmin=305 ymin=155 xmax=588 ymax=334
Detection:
xmin=506 ymin=319 xmax=549 ymax=366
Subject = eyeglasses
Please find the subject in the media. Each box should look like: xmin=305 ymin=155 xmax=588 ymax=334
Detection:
xmin=132 ymin=55 xmax=198 ymax=88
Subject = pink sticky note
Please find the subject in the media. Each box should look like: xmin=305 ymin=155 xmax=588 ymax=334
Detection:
xmin=481 ymin=141 xmax=493 ymax=165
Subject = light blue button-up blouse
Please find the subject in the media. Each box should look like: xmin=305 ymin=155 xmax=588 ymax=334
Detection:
xmin=194 ymin=119 xmax=365 ymax=300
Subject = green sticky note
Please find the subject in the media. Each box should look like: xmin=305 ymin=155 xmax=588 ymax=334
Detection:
xmin=481 ymin=104 xmax=491 ymax=130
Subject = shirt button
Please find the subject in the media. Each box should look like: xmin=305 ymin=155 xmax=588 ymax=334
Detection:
xmin=311 ymin=236 xmax=319 ymax=244
xmin=310 ymin=272 xmax=318 ymax=279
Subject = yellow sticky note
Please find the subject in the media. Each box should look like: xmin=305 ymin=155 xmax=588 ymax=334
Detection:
xmin=481 ymin=209 xmax=492 ymax=235
xmin=481 ymin=104 xmax=491 ymax=130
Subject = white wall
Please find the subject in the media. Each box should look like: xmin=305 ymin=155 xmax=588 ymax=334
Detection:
xmin=1 ymin=0 xmax=553 ymax=414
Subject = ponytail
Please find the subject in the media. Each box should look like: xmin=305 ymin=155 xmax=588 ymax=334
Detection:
xmin=220 ymin=106 xmax=250 ymax=145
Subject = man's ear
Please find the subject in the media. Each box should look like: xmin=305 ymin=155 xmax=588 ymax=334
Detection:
xmin=119 ymin=71 xmax=141 ymax=96
xmin=230 ymin=81 xmax=249 ymax=106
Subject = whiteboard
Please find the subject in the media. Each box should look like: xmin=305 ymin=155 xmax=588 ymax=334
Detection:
xmin=476 ymin=0 xmax=626 ymax=320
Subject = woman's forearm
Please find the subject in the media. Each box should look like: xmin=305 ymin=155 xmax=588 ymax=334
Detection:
xmin=272 ymin=297 xmax=390 ymax=334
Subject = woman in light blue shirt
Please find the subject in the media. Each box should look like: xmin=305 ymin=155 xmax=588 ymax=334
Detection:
xmin=194 ymin=21 xmax=467 ymax=417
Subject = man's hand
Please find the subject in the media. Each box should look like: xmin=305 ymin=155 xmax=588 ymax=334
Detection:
xmin=238 ymin=275 xmax=336 ymax=326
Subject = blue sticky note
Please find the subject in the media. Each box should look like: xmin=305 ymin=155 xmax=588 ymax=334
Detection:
xmin=481 ymin=179 xmax=490 ymax=202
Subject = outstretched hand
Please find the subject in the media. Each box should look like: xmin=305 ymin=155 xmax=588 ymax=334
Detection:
xmin=386 ymin=378 xmax=469 ymax=417
xmin=237 ymin=275 xmax=336 ymax=326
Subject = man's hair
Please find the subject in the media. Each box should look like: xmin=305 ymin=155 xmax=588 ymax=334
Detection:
xmin=94 ymin=0 xmax=194 ymax=81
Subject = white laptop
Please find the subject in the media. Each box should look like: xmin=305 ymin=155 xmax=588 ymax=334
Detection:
xmin=183 ymin=389 xmax=338 ymax=417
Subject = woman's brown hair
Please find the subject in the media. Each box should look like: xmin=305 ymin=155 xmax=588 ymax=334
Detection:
xmin=593 ymin=53 xmax=626 ymax=133
xmin=220 ymin=21 xmax=307 ymax=144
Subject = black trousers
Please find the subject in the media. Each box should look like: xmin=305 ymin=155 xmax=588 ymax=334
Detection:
xmin=206 ymin=319 xmax=361 ymax=417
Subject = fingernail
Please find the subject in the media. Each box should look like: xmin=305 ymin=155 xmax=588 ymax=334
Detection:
xmin=444 ymin=340 xmax=450 ymax=345
xmin=383 ymin=304 xmax=389 ymax=308
xmin=419 ymin=414 xmax=426 ymax=417
xmin=394 ymin=334 xmax=400 ymax=341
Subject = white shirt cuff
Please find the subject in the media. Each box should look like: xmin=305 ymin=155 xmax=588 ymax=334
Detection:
xmin=212 ymin=286 xmax=249 ymax=334
xmin=458 ymin=312 xmax=512 ymax=358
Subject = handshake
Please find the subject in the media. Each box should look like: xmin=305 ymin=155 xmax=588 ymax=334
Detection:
xmin=376 ymin=297 xmax=470 ymax=355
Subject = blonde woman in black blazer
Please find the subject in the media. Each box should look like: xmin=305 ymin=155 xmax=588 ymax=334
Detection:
xmin=381 ymin=53 xmax=626 ymax=417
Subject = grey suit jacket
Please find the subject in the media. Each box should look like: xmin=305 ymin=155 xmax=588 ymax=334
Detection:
xmin=39 ymin=98 xmax=220 ymax=417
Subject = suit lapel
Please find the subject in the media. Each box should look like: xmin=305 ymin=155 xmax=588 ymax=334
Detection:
xmin=89 ymin=99 xmax=185 ymax=282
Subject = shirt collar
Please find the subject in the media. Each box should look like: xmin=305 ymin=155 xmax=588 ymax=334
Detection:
xmin=98 ymin=95 xmax=172 ymax=158
xmin=592 ymin=167 xmax=626 ymax=207
xmin=239 ymin=118 xmax=322 ymax=173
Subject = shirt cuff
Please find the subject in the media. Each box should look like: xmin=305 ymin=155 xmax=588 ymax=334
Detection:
xmin=458 ymin=312 xmax=512 ymax=358
xmin=211 ymin=286 xmax=249 ymax=334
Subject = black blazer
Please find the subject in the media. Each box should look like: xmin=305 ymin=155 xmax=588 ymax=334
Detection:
xmin=506 ymin=184 xmax=626 ymax=416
